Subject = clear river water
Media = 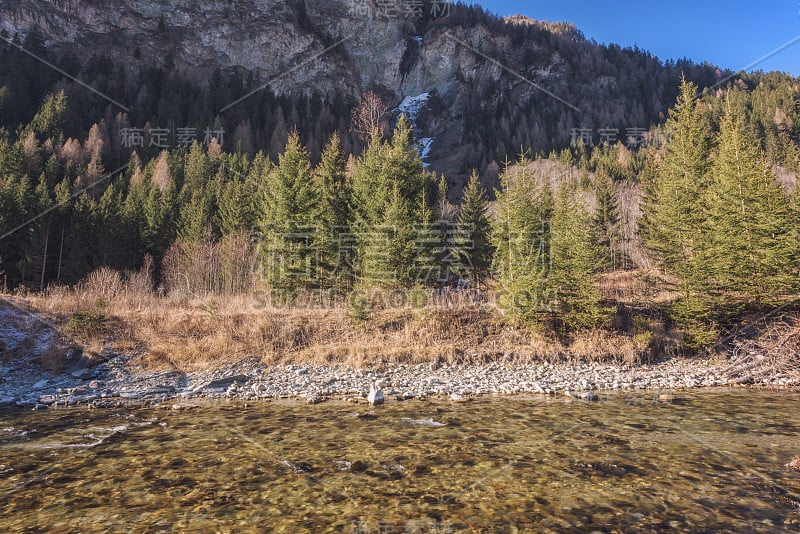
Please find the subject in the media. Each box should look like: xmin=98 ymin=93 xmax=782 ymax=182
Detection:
xmin=1 ymin=389 xmax=798 ymax=532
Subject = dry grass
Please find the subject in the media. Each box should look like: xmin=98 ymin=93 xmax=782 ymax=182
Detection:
xmin=8 ymin=264 xmax=687 ymax=372
xmin=40 ymin=338 xmax=69 ymax=373
xmin=13 ymin=285 xmax=663 ymax=373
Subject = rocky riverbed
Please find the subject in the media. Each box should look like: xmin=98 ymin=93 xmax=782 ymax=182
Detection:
xmin=2 ymin=348 xmax=796 ymax=410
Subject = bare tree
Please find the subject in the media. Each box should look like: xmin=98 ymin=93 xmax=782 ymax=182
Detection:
xmin=350 ymin=90 xmax=390 ymax=143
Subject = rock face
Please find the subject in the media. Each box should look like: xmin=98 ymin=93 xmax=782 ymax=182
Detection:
xmin=0 ymin=0 xmax=710 ymax=181
xmin=0 ymin=0 xmax=455 ymax=98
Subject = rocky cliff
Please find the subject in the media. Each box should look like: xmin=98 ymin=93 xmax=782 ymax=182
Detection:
xmin=0 ymin=0 xmax=724 ymax=179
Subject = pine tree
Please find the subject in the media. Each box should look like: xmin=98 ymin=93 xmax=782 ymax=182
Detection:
xmin=313 ymin=132 xmax=351 ymax=289
xmin=453 ymin=170 xmax=493 ymax=282
xmin=490 ymin=156 xmax=552 ymax=323
xmin=259 ymin=131 xmax=318 ymax=291
xmin=701 ymin=96 xmax=800 ymax=310
xmin=549 ymin=181 xmax=609 ymax=331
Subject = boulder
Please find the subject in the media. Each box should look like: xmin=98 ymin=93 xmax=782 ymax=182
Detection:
xmin=367 ymin=383 xmax=384 ymax=405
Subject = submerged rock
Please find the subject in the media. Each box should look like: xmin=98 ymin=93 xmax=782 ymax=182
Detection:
xmin=656 ymin=392 xmax=676 ymax=402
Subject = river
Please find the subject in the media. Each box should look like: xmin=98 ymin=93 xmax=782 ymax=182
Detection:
xmin=1 ymin=389 xmax=798 ymax=532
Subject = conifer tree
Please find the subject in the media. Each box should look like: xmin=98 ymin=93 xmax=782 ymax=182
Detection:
xmin=594 ymin=169 xmax=621 ymax=270
xmin=490 ymin=156 xmax=552 ymax=323
xmin=453 ymin=170 xmax=493 ymax=282
xmin=259 ymin=131 xmax=318 ymax=290
xmin=350 ymin=117 xmax=425 ymax=288
xmin=642 ymin=77 xmax=711 ymax=277
xmin=218 ymin=152 xmax=268 ymax=237
xmin=313 ymin=132 xmax=351 ymax=289
xmin=30 ymin=90 xmax=66 ymax=140
xmin=549 ymin=181 xmax=609 ymax=331
xmin=178 ymin=186 xmax=214 ymax=243
xmin=642 ymin=78 xmax=714 ymax=338
xmin=183 ymin=141 xmax=212 ymax=191
xmin=93 ymin=181 xmax=126 ymax=267
xmin=701 ymin=97 xmax=800 ymax=310
xmin=412 ymin=185 xmax=443 ymax=285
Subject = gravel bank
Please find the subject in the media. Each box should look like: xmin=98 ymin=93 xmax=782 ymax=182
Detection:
xmin=1 ymin=350 xmax=796 ymax=410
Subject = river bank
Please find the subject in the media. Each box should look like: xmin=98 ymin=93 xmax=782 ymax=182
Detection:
xmin=2 ymin=290 xmax=799 ymax=409
xmin=2 ymin=348 xmax=797 ymax=410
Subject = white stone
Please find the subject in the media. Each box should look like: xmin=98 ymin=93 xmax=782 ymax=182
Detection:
xmin=367 ymin=383 xmax=384 ymax=405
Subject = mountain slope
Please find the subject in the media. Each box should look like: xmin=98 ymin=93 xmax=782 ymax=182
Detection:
xmin=0 ymin=0 xmax=735 ymax=180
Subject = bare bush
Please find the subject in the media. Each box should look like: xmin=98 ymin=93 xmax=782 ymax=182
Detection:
xmin=77 ymin=267 xmax=125 ymax=304
xmin=126 ymin=254 xmax=154 ymax=297
xmin=162 ymin=233 xmax=257 ymax=298
xmin=723 ymin=314 xmax=800 ymax=385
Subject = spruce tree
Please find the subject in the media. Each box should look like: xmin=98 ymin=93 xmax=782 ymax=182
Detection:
xmin=350 ymin=117 xmax=425 ymax=288
xmin=702 ymin=97 xmax=800 ymax=310
xmin=549 ymin=181 xmax=609 ymax=331
xmin=259 ymin=131 xmax=318 ymax=291
xmin=642 ymin=77 xmax=711 ymax=277
xmin=183 ymin=141 xmax=212 ymax=191
xmin=642 ymin=78 xmax=714 ymax=338
xmin=314 ymin=132 xmax=351 ymax=289
xmin=178 ymin=186 xmax=214 ymax=243
xmin=594 ymin=169 xmax=621 ymax=270
xmin=412 ymin=184 xmax=443 ymax=286
xmin=453 ymin=170 xmax=493 ymax=282
xmin=30 ymin=90 xmax=66 ymax=140
xmin=490 ymin=156 xmax=552 ymax=323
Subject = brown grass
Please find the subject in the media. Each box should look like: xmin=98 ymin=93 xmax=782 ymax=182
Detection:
xmin=13 ymin=287 xmax=661 ymax=373
xmin=9 ymin=266 xmax=685 ymax=373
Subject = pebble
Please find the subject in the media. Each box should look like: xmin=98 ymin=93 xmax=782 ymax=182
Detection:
xmin=1 ymin=344 xmax=795 ymax=409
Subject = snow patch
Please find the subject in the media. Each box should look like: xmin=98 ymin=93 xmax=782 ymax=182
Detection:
xmin=419 ymin=138 xmax=434 ymax=168
xmin=396 ymin=92 xmax=430 ymax=123
xmin=395 ymin=93 xmax=435 ymax=167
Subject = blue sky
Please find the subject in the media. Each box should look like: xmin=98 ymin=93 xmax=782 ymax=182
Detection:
xmin=474 ymin=1 xmax=800 ymax=75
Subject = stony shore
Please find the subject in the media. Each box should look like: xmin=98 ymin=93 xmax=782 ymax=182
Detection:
xmin=1 ymin=349 xmax=796 ymax=410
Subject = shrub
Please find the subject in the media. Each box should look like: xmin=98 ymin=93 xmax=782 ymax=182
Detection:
xmin=67 ymin=300 xmax=109 ymax=338
xmin=346 ymin=291 xmax=371 ymax=325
